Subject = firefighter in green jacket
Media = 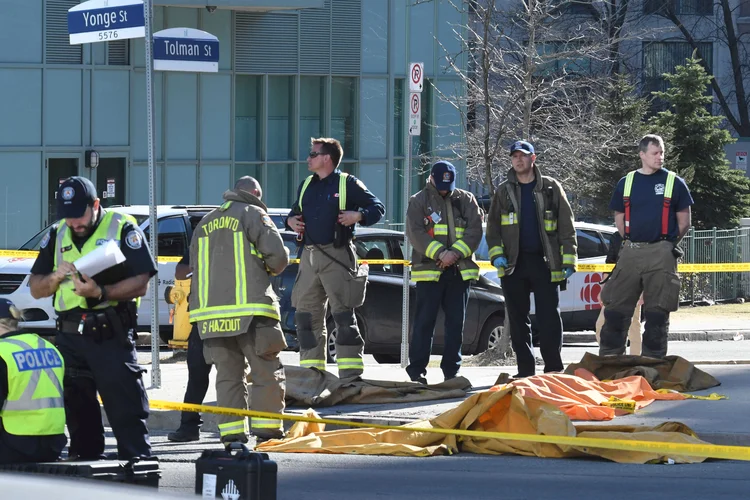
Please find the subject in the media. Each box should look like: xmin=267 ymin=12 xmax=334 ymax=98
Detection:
xmin=405 ymin=161 xmax=483 ymax=384
xmin=189 ymin=176 xmax=289 ymax=445
xmin=0 ymin=299 xmax=66 ymax=464
xmin=486 ymin=141 xmax=577 ymax=378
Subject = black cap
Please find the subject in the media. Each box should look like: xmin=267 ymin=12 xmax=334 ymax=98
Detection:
xmin=0 ymin=299 xmax=15 ymax=319
xmin=431 ymin=161 xmax=457 ymax=192
xmin=57 ymin=176 xmax=97 ymax=220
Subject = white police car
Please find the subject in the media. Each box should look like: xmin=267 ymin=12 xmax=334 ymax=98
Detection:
xmin=0 ymin=205 xmax=290 ymax=342
xmin=476 ymin=221 xmax=617 ymax=331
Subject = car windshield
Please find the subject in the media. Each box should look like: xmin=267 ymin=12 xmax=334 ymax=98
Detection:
xmin=18 ymin=214 xmax=150 ymax=251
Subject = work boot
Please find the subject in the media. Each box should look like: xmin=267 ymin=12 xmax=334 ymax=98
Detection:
xmin=168 ymin=426 xmax=200 ymax=442
xmin=221 ymin=434 xmax=249 ymax=446
xmin=410 ymin=376 xmax=427 ymax=385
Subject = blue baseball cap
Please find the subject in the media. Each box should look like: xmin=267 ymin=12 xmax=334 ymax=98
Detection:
xmin=431 ymin=161 xmax=457 ymax=192
xmin=510 ymin=140 xmax=535 ymax=156
xmin=0 ymin=299 xmax=16 ymax=319
xmin=57 ymin=176 xmax=97 ymax=220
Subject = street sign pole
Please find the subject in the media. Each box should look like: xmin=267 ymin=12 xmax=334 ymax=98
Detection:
xmin=401 ymin=57 xmax=424 ymax=369
xmin=143 ymin=0 xmax=160 ymax=388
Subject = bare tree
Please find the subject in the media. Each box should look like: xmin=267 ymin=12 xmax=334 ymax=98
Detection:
xmin=436 ymin=0 xmax=657 ymax=198
xmin=652 ymin=0 xmax=750 ymax=137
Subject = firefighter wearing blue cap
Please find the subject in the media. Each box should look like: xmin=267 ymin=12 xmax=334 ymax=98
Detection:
xmin=0 ymin=299 xmax=67 ymax=464
xmin=405 ymin=161 xmax=483 ymax=384
xmin=486 ymin=141 xmax=578 ymax=378
xmin=28 ymin=176 xmax=157 ymax=461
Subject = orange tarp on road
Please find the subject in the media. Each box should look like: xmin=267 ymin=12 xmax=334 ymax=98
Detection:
xmin=491 ymin=369 xmax=688 ymax=421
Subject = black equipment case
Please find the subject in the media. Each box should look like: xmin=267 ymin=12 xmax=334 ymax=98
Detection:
xmin=195 ymin=443 xmax=277 ymax=499
xmin=0 ymin=458 xmax=161 ymax=488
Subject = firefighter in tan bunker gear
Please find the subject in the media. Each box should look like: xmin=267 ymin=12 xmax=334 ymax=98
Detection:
xmin=189 ymin=176 xmax=290 ymax=445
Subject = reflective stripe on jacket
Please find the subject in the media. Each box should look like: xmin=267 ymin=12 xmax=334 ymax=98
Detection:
xmin=0 ymin=333 xmax=65 ymax=436
xmin=406 ymin=183 xmax=483 ymax=282
xmin=53 ymin=210 xmax=135 ymax=312
xmin=486 ymin=165 xmax=577 ymax=281
xmin=299 ymin=172 xmax=348 ymax=211
xmin=189 ymin=189 xmax=289 ymax=339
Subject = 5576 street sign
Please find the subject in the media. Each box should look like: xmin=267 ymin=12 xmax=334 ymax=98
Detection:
xmin=68 ymin=0 xmax=145 ymax=45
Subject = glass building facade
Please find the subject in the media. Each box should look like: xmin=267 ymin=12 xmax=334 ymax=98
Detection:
xmin=0 ymin=0 xmax=466 ymax=248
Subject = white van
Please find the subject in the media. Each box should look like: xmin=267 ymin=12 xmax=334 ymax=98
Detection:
xmin=0 ymin=205 xmax=289 ymax=341
xmin=475 ymin=221 xmax=617 ymax=331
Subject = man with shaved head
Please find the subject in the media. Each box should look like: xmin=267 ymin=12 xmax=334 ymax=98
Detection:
xmin=187 ymin=176 xmax=290 ymax=446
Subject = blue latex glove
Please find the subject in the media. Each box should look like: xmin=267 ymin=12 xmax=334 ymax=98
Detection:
xmin=562 ymin=267 xmax=574 ymax=279
xmin=493 ymin=257 xmax=507 ymax=270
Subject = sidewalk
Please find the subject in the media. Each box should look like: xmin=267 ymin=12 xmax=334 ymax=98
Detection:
xmin=119 ymin=349 xmax=750 ymax=448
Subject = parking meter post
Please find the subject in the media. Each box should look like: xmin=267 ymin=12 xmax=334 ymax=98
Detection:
xmin=143 ymin=0 xmax=161 ymax=388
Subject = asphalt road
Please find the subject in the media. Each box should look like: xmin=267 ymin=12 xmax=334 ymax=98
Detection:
xmin=157 ymin=450 xmax=750 ymax=499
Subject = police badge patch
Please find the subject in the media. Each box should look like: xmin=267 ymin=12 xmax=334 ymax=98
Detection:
xmin=40 ymin=232 xmax=50 ymax=249
xmin=125 ymin=230 xmax=142 ymax=249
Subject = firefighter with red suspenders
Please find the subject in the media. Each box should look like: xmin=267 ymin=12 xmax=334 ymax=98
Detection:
xmin=599 ymin=134 xmax=694 ymax=358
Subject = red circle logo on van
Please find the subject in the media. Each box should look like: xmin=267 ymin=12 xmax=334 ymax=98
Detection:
xmin=580 ymin=273 xmax=602 ymax=310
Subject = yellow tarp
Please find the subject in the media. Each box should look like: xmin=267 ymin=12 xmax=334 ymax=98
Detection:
xmin=258 ymin=379 xmax=709 ymax=464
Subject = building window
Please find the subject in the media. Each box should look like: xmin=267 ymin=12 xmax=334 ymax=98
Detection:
xmin=235 ymin=76 xmax=263 ymax=161
xmin=394 ymin=79 xmax=405 ymax=157
xmin=332 ymin=77 xmax=357 ymax=160
xmin=268 ymin=76 xmax=294 ymax=160
xmin=643 ymin=41 xmax=713 ymax=111
xmin=535 ymin=41 xmax=592 ymax=77
xmin=643 ymin=0 xmax=712 ymax=16
xmin=411 ymin=79 xmax=432 ymax=177
xmin=299 ymin=76 xmax=325 ymax=159
xmin=266 ymin=163 xmax=295 ymax=207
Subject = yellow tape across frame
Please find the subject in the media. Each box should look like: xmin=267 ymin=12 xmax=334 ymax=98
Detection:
xmin=147 ymin=399 xmax=750 ymax=462
xmin=2 ymin=249 xmax=748 ymax=273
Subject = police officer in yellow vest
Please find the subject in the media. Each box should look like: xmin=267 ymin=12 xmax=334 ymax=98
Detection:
xmin=0 ymin=299 xmax=66 ymax=464
xmin=286 ymin=137 xmax=385 ymax=380
xmin=405 ymin=161 xmax=483 ymax=384
xmin=189 ymin=176 xmax=289 ymax=445
xmin=29 ymin=176 xmax=156 ymax=460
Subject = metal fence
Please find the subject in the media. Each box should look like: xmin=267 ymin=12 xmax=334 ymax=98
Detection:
xmin=678 ymin=227 xmax=750 ymax=303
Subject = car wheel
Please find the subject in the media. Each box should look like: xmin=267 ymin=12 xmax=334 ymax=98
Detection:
xmin=325 ymin=316 xmax=337 ymax=363
xmin=372 ymin=353 xmax=400 ymax=364
xmin=159 ymin=327 xmax=173 ymax=344
xmin=477 ymin=314 xmax=512 ymax=358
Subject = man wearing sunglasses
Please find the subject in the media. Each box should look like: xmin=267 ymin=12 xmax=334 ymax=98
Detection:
xmin=286 ymin=138 xmax=385 ymax=380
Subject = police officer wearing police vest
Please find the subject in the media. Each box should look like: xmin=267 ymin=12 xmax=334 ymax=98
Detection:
xmin=486 ymin=141 xmax=578 ymax=377
xmin=0 ymin=299 xmax=67 ymax=464
xmin=405 ymin=161 xmax=483 ymax=384
xmin=29 ymin=176 xmax=156 ymax=460
xmin=287 ymin=137 xmax=385 ymax=380
xmin=189 ymin=176 xmax=289 ymax=445
xmin=600 ymin=134 xmax=693 ymax=358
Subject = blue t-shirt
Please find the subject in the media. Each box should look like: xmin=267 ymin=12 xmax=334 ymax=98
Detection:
xmin=609 ymin=169 xmax=693 ymax=242
xmin=519 ymin=179 xmax=542 ymax=254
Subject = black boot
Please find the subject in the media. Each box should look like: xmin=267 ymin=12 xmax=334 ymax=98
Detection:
xmin=167 ymin=426 xmax=200 ymax=442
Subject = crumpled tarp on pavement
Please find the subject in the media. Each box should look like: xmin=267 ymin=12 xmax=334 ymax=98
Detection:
xmin=259 ymin=371 xmax=712 ymax=463
xmin=490 ymin=370 xmax=688 ymax=421
xmin=563 ymin=353 xmax=721 ymax=392
xmin=282 ymin=365 xmax=472 ymax=407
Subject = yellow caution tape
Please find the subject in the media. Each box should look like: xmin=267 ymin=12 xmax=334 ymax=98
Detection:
xmin=3 ymin=248 xmax=747 ymax=273
xmin=655 ymin=389 xmax=728 ymax=401
xmin=600 ymin=397 xmax=637 ymax=412
xmin=147 ymin=399 xmax=750 ymax=461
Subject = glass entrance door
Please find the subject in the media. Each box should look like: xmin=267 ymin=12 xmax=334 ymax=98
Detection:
xmin=95 ymin=157 xmax=126 ymax=208
xmin=47 ymin=158 xmax=79 ymax=225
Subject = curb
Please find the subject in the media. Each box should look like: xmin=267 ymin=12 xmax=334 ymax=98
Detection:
xmin=563 ymin=331 xmax=747 ymax=344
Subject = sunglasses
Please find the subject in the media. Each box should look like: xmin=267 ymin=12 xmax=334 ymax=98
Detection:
xmin=308 ymin=151 xmax=328 ymax=158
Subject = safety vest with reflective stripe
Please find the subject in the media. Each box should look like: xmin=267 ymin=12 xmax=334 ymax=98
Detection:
xmin=298 ymin=171 xmax=348 ymax=212
xmin=53 ymin=211 xmax=135 ymax=312
xmin=189 ymin=199 xmax=284 ymax=338
xmin=623 ymin=170 xmax=676 ymax=240
xmin=0 ymin=334 xmax=65 ymax=436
